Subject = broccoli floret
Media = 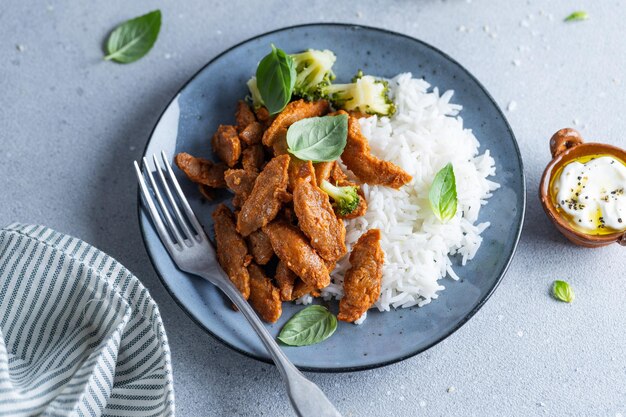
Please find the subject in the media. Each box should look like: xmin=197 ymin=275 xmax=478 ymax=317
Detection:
xmin=322 ymin=71 xmax=396 ymax=117
xmin=246 ymin=76 xmax=264 ymax=108
xmin=247 ymin=49 xmax=335 ymax=105
xmin=320 ymin=180 xmax=360 ymax=216
xmin=291 ymin=49 xmax=336 ymax=100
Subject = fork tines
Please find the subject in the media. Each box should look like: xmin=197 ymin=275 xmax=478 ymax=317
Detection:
xmin=134 ymin=151 xmax=204 ymax=250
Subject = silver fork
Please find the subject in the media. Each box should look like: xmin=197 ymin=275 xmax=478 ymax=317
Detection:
xmin=135 ymin=151 xmax=342 ymax=417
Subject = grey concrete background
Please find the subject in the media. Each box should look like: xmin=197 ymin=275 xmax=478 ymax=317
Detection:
xmin=1 ymin=1 xmax=625 ymax=416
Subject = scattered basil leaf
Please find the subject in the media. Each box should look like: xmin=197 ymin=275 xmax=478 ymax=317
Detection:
xmin=286 ymin=114 xmax=348 ymax=162
xmin=564 ymin=11 xmax=588 ymax=22
xmin=429 ymin=163 xmax=458 ymax=222
xmin=552 ymin=280 xmax=575 ymax=303
xmin=256 ymin=45 xmax=296 ymax=115
xmin=277 ymin=305 xmax=337 ymax=347
xmin=104 ymin=10 xmax=162 ymax=63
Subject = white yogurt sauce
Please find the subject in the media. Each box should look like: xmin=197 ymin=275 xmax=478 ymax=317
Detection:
xmin=554 ymin=155 xmax=626 ymax=232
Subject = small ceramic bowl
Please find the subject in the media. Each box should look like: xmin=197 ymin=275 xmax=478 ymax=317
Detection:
xmin=539 ymin=128 xmax=626 ymax=247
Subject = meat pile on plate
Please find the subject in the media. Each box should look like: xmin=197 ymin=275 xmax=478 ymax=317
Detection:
xmin=176 ymin=100 xmax=411 ymax=323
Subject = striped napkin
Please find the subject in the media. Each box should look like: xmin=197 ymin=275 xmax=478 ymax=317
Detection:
xmin=0 ymin=224 xmax=175 ymax=416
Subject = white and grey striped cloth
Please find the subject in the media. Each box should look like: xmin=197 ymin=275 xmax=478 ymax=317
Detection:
xmin=0 ymin=224 xmax=175 ymax=416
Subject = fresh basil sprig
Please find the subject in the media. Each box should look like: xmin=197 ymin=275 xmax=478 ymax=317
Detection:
xmin=429 ymin=163 xmax=458 ymax=222
xmin=278 ymin=305 xmax=337 ymax=347
xmin=564 ymin=11 xmax=588 ymax=22
xmin=256 ymin=45 xmax=296 ymax=115
xmin=286 ymin=114 xmax=348 ymax=162
xmin=552 ymin=280 xmax=575 ymax=303
xmin=104 ymin=10 xmax=162 ymax=63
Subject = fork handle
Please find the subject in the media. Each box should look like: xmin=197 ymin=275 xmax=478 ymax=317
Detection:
xmin=199 ymin=267 xmax=343 ymax=417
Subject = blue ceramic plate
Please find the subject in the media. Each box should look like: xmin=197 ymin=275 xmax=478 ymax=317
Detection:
xmin=139 ymin=24 xmax=525 ymax=372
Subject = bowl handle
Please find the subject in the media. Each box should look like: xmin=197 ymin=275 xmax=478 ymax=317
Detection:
xmin=550 ymin=128 xmax=584 ymax=158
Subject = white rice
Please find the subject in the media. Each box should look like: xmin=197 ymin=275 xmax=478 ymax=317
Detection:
xmin=320 ymin=72 xmax=500 ymax=319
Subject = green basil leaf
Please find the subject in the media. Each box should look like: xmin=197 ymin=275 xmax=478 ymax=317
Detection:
xmin=256 ymin=45 xmax=296 ymax=115
xmin=277 ymin=305 xmax=337 ymax=347
xmin=104 ymin=10 xmax=162 ymax=64
xmin=564 ymin=11 xmax=588 ymax=22
xmin=552 ymin=280 xmax=575 ymax=303
xmin=429 ymin=163 xmax=458 ymax=222
xmin=286 ymin=114 xmax=348 ymax=162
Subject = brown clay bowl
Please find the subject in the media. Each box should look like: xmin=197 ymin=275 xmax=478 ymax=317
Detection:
xmin=539 ymin=128 xmax=626 ymax=247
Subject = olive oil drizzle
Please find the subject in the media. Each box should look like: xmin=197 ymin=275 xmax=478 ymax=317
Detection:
xmin=550 ymin=154 xmax=626 ymax=235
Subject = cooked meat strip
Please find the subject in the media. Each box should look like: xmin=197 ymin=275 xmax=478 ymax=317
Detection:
xmin=293 ymin=179 xmax=347 ymax=262
xmin=241 ymin=144 xmax=265 ymax=172
xmin=246 ymin=229 xmax=274 ymax=265
xmin=275 ymin=260 xmax=297 ymax=301
xmin=276 ymin=190 xmax=292 ymax=203
xmin=235 ymin=100 xmax=257 ymax=131
xmin=271 ymin=137 xmax=316 ymax=191
xmin=237 ymin=155 xmax=290 ymax=236
xmin=290 ymin=259 xmax=336 ymax=299
xmin=270 ymin=128 xmax=288 ymax=157
xmin=291 ymin=281 xmax=312 ymax=299
xmin=262 ymin=99 xmax=330 ymax=147
xmin=224 ymin=169 xmax=258 ymax=207
xmin=255 ymin=106 xmax=273 ymax=126
xmin=276 ymin=258 xmax=325 ymax=301
xmin=197 ymin=184 xmax=215 ymax=201
xmin=329 ymin=162 xmax=349 ymax=183
xmin=239 ymin=121 xmax=264 ymax=146
xmin=341 ymin=114 xmax=412 ymax=189
xmin=212 ymin=204 xmax=252 ymax=299
xmin=281 ymin=205 xmax=298 ymax=224
xmin=287 ymin=159 xmax=317 ymax=191
xmin=263 ymin=220 xmax=330 ymax=289
xmin=233 ymin=196 xmax=247 ymax=209
xmin=338 ymin=229 xmax=384 ymax=322
xmin=314 ymin=162 xmax=335 ymax=185
xmin=248 ymin=264 xmax=282 ymax=323
xmin=347 ymin=110 xmax=372 ymax=119
xmin=175 ymin=152 xmax=226 ymax=188
xmin=292 ymin=280 xmax=321 ymax=299
xmin=293 ymin=159 xmax=315 ymax=182
xmin=324 ymin=259 xmax=337 ymax=273
xmin=291 ymin=280 xmax=318 ymax=299
xmin=211 ymin=125 xmax=242 ymax=167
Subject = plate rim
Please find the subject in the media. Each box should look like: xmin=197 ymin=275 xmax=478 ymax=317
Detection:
xmin=138 ymin=22 xmax=527 ymax=373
